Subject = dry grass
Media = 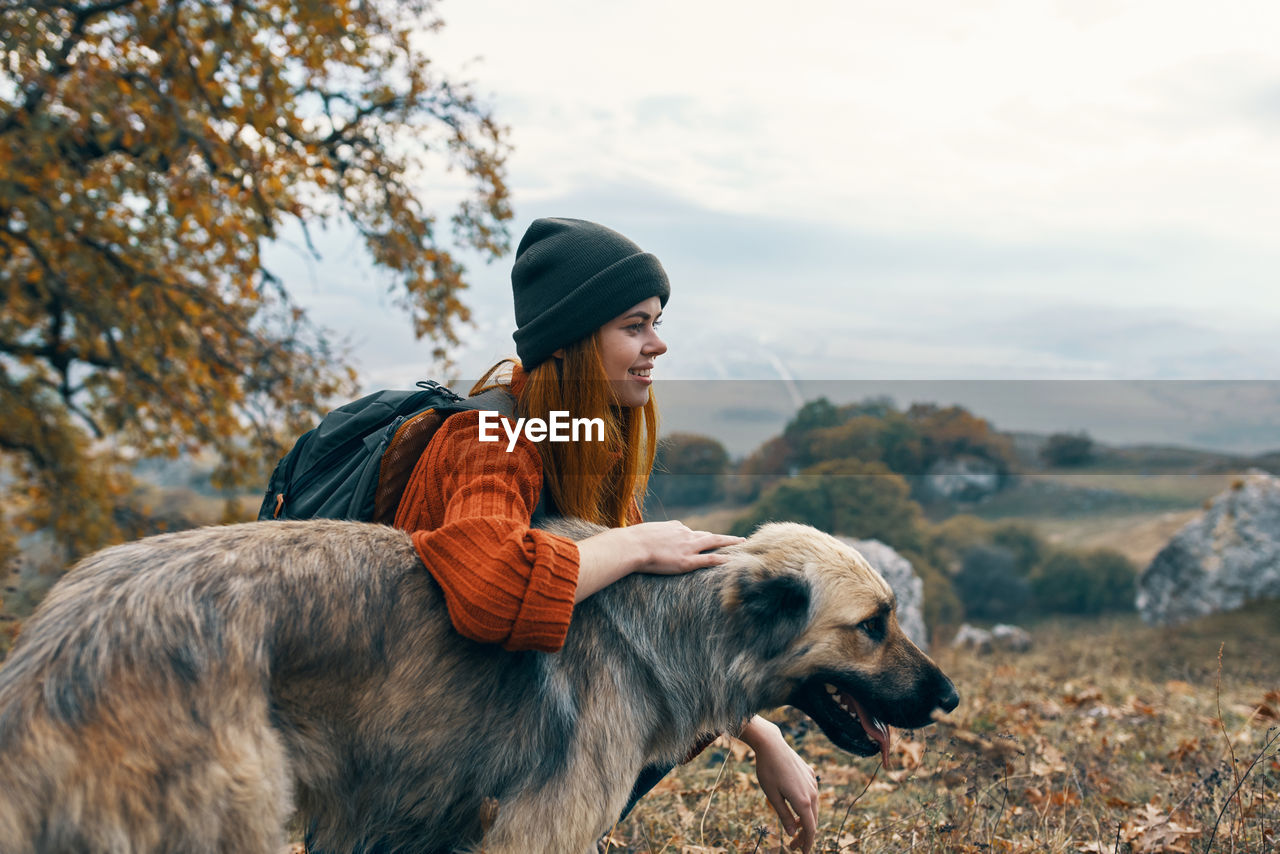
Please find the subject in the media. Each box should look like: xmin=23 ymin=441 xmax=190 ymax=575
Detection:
xmin=1026 ymin=511 xmax=1201 ymax=568
xmin=609 ymin=604 xmax=1280 ymax=853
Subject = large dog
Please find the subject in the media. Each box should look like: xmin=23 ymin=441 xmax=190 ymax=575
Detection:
xmin=0 ymin=519 xmax=957 ymax=853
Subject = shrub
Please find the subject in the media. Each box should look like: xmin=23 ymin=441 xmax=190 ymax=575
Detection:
xmin=1041 ymin=431 xmax=1094 ymax=467
xmin=730 ymin=435 xmax=791 ymax=503
xmin=954 ymin=545 xmax=1033 ymax=621
xmin=649 ymin=433 xmax=730 ymax=508
xmin=1030 ymin=549 xmax=1137 ymax=614
xmin=989 ymin=521 xmax=1045 ymax=576
xmin=730 ymin=459 xmax=923 ymax=552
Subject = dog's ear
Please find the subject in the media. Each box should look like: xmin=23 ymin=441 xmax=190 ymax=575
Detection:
xmin=728 ymin=567 xmax=812 ymax=658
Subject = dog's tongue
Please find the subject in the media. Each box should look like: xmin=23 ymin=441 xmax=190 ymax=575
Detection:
xmin=841 ymin=691 xmax=891 ymax=765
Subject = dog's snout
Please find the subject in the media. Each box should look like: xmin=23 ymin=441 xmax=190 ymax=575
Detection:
xmin=936 ymin=677 xmax=960 ymax=713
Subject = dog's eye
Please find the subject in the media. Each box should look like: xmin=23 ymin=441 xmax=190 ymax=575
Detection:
xmin=858 ymin=616 xmax=886 ymax=642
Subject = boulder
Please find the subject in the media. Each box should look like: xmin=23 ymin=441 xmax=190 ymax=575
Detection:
xmin=951 ymin=623 xmax=992 ymax=654
xmin=921 ymin=455 xmax=1001 ymax=502
xmin=837 ymin=537 xmax=928 ymax=650
xmin=1137 ymin=469 xmax=1280 ymax=625
xmin=951 ymin=622 xmax=1033 ymax=654
xmin=991 ymin=623 xmax=1033 ymax=653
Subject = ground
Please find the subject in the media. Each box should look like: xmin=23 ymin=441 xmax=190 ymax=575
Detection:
xmin=610 ymin=601 xmax=1280 ymax=854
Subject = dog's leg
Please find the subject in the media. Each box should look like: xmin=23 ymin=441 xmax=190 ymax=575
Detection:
xmin=473 ymin=768 xmax=633 ymax=854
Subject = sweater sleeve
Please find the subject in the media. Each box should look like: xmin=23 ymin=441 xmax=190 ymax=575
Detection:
xmin=393 ymin=409 xmax=580 ymax=652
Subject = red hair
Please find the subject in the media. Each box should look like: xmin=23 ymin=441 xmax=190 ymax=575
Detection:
xmin=471 ymin=336 xmax=658 ymax=527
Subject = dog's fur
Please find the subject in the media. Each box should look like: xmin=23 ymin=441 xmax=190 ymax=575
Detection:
xmin=0 ymin=518 xmax=957 ymax=853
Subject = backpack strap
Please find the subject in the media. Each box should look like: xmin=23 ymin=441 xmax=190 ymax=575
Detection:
xmin=371 ymin=384 xmax=558 ymax=526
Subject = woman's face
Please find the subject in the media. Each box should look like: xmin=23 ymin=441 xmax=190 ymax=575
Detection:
xmin=595 ymin=296 xmax=667 ymax=408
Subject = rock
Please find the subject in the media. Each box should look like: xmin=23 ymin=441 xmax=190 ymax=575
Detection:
xmin=921 ymin=455 xmax=1001 ymax=502
xmin=1137 ymin=469 xmax=1280 ymax=625
xmin=952 ymin=623 xmax=992 ymax=653
xmin=991 ymin=623 xmax=1032 ymax=653
xmin=837 ymin=537 xmax=928 ymax=650
xmin=952 ymin=622 xmax=1033 ymax=654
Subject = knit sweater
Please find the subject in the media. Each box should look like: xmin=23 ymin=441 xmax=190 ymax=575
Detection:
xmin=393 ymin=405 xmax=581 ymax=652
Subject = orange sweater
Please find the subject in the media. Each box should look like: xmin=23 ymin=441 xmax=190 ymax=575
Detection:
xmin=392 ymin=406 xmax=581 ymax=652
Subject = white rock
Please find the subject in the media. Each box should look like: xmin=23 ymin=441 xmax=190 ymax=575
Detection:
xmin=991 ymin=623 xmax=1033 ymax=652
xmin=1137 ymin=469 xmax=1280 ymax=625
xmin=952 ymin=622 xmax=1032 ymax=654
xmin=952 ymin=623 xmax=993 ymax=653
xmin=922 ymin=456 xmax=1002 ymax=502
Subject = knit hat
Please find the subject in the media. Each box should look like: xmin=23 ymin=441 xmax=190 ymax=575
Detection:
xmin=511 ymin=218 xmax=670 ymax=368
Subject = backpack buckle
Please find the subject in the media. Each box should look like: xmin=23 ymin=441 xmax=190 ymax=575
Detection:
xmin=416 ymin=380 xmax=462 ymax=402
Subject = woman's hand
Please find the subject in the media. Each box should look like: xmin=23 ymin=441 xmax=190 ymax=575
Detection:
xmin=740 ymin=716 xmax=820 ymax=853
xmin=627 ymin=520 xmax=745 ymax=575
xmin=574 ymin=522 xmax=744 ymax=602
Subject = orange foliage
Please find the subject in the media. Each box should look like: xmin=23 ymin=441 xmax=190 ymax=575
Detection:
xmin=0 ymin=0 xmax=511 ymax=564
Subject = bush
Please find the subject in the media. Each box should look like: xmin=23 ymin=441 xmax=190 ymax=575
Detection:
xmin=989 ymin=521 xmax=1045 ymax=576
xmin=730 ymin=435 xmax=791 ymax=503
xmin=729 ymin=459 xmax=923 ymax=552
xmin=925 ymin=514 xmax=993 ymax=573
xmin=1030 ymin=549 xmax=1137 ymax=614
xmin=649 ymin=433 xmax=729 ymax=508
xmin=954 ymin=545 xmax=1033 ymax=621
xmin=1041 ymin=431 xmax=1094 ymax=467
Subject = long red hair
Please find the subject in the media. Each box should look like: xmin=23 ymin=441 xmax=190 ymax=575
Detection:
xmin=471 ymin=336 xmax=658 ymax=527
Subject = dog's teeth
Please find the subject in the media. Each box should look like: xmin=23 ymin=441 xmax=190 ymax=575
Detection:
xmin=825 ymin=683 xmax=838 ymax=695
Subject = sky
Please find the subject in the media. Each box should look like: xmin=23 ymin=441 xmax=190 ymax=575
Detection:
xmin=266 ymin=0 xmax=1280 ymax=454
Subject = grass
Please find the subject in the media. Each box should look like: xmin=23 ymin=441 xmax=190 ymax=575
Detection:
xmin=607 ymin=603 xmax=1280 ymax=853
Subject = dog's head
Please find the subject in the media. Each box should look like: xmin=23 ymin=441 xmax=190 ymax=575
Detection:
xmin=724 ymin=522 xmax=959 ymax=761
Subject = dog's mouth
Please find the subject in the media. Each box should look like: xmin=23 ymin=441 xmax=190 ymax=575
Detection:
xmin=789 ymin=677 xmax=891 ymax=763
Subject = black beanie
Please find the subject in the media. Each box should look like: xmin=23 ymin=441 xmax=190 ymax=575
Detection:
xmin=511 ymin=218 xmax=670 ymax=368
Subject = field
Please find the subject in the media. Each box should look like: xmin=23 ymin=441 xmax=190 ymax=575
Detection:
xmin=610 ymin=603 xmax=1280 ymax=854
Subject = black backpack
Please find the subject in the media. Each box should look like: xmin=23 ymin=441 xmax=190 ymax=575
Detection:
xmin=257 ymin=381 xmax=528 ymax=524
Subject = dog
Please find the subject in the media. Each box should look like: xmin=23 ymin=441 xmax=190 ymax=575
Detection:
xmin=0 ymin=518 xmax=958 ymax=853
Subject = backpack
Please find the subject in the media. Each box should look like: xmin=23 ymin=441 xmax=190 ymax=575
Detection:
xmin=257 ymin=380 xmax=529 ymax=525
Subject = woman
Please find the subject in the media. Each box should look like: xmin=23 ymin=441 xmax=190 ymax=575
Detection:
xmin=393 ymin=218 xmax=820 ymax=852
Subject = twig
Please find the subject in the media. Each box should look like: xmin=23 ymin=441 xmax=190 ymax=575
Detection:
xmin=1202 ymin=726 xmax=1280 ymax=854
xmin=697 ymin=746 xmax=733 ymax=849
xmin=985 ymin=763 xmax=1011 ymax=846
xmin=1212 ymin=642 xmax=1242 ymax=851
xmin=830 ymin=758 xmax=883 ymax=852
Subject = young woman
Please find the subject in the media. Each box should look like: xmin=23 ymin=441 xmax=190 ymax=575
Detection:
xmin=393 ymin=218 xmax=820 ymax=852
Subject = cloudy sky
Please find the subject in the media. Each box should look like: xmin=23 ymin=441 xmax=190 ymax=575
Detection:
xmin=268 ymin=0 xmax=1280 ymax=453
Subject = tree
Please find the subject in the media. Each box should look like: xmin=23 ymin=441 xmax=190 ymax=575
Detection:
xmin=0 ymin=0 xmax=511 ymax=564
xmin=649 ymin=432 xmax=729 ymax=508
xmin=1041 ymin=431 xmax=1095 ymax=467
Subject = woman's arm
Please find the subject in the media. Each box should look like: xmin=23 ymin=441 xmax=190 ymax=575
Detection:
xmin=739 ymin=715 xmax=820 ymax=853
xmin=573 ymin=521 xmax=745 ymax=603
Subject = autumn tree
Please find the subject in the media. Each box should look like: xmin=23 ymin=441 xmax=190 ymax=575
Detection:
xmin=0 ymin=0 xmax=511 ymax=566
